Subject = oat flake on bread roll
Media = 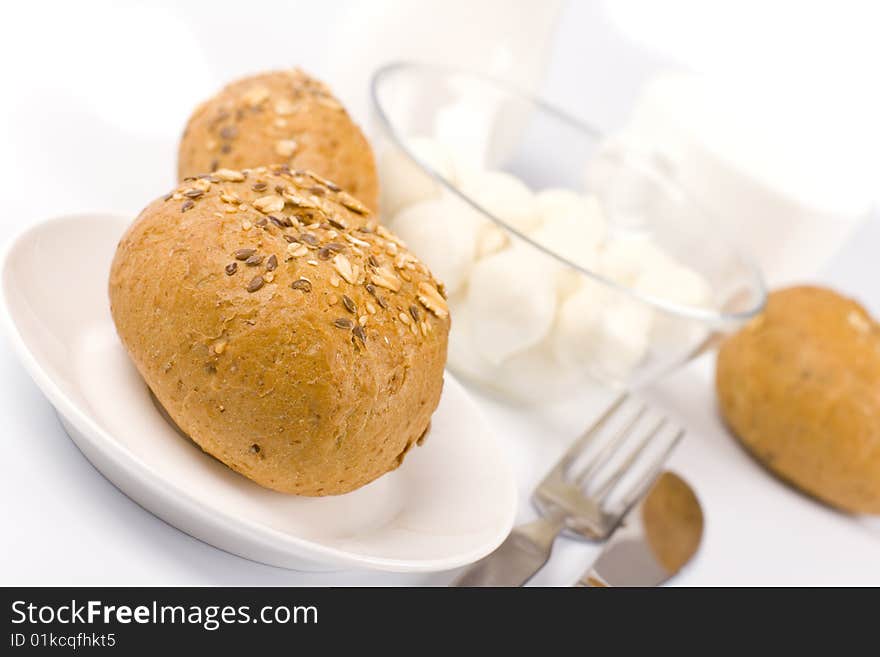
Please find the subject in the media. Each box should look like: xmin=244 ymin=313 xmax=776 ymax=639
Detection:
xmin=110 ymin=166 xmax=449 ymax=495
xmin=178 ymin=69 xmax=378 ymax=211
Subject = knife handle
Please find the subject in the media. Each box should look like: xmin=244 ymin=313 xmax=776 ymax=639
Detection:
xmin=452 ymin=514 xmax=566 ymax=587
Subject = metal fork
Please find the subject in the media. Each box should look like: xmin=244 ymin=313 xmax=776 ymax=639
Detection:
xmin=452 ymin=393 xmax=684 ymax=587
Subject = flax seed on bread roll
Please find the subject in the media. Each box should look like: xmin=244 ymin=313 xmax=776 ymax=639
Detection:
xmin=178 ymin=69 xmax=378 ymax=211
xmin=716 ymin=286 xmax=880 ymax=514
xmin=109 ymin=165 xmax=449 ymax=495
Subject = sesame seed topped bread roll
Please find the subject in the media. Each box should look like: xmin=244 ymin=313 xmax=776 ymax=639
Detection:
xmin=178 ymin=69 xmax=378 ymax=211
xmin=109 ymin=165 xmax=449 ymax=496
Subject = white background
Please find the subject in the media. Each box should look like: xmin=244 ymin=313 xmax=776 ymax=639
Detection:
xmin=1 ymin=0 xmax=879 ymax=585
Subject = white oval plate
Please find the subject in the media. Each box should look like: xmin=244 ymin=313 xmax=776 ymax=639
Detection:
xmin=0 ymin=214 xmax=516 ymax=572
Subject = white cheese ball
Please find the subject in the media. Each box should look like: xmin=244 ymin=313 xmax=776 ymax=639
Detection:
xmin=445 ymin=293 xmax=497 ymax=386
xmin=459 ymin=170 xmax=539 ymax=233
xmin=599 ymin=237 xmax=672 ymax=287
xmin=390 ymin=197 xmax=477 ymax=295
xmin=449 ymin=294 xmax=583 ymax=400
xmin=634 ymin=260 xmax=712 ymax=308
xmin=378 ymin=137 xmax=456 ymax=218
xmin=590 ymin=300 xmax=654 ymax=381
xmin=433 ymin=94 xmax=492 ymax=176
xmin=552 ymin=280 xmax=609 ymax=367
xmin=535 ymin=188 xmax=587 ymax=219
xmin=475 ymin=221 xmax=509 ymax=259
xmin=584 ymin=137 xmax=675 ymax=232
xmin=467 ymin=246 xmax=558 ymax=365
xmin=534 ymin=189 xmax=606 ymax=246
xmin=554 ymin=287 xmax=653 ymax=383
xmin=550 ymin=250 xmax=602 ymax=302
xmin=530 ymin=193 xmax=606 ymax=283
xmin=635 ymin=259 xmax=713 ymax=360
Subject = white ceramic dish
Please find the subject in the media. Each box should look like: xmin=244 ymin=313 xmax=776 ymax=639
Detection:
xmin=0 ymin=213 xmax=517 ymax=573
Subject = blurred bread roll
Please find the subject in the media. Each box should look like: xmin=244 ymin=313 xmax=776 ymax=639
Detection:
xmin=717 ymin=286 xmax=880 ymax=514
xmin=178 ymin=69 xmax=378 ymax=210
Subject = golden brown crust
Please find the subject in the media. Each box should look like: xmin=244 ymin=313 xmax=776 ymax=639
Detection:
xmin=716 ymin=286 xmax=880 ymax=514
xmin=178 ymin=69 xmax=378 ymax=211
xmin=110 ymin=165 xmax=449 ymax=495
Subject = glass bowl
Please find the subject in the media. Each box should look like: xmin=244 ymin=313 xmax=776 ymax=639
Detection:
xmin=370 ymin=61 xmax=766 ymax=402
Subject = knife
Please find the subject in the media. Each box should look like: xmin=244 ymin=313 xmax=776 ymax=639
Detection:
xmin=453 ymin=514 xmax=566 ymax=587
xmin=575 ymin=471 xmax=703 ymax=587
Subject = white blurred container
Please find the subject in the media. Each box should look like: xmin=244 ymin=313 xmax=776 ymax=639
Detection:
xmin=621 ymin=73 xmax=873 ymax=286
xmin=326 ymin=0 xmax=564 ymax=123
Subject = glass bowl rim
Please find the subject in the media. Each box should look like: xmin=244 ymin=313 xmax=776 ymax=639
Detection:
xmin=370 ymin=60 xmax=768 ymax=326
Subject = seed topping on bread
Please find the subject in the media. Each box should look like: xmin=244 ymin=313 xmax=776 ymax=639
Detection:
xmin=162 ymin=165 xmax=448 ymax=349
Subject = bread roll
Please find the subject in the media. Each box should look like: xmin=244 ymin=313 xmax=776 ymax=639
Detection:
xmin=716 ymin=286 xmax=880 ymax=514
xmin=178 ymin=69 xmax=378 ymax=211
xmin=110 ymin=165 xmax=449 ymax=495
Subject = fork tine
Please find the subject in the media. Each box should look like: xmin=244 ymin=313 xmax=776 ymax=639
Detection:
xmin=595 ymin=417 xmax=668 ymax=501
xmin=618 ymin=427 xmax=685 ymax=511
xmin=571 ymin=402 xmax=648 ymax=486
xmin=558 ymin=392 xmax=629 ymax=471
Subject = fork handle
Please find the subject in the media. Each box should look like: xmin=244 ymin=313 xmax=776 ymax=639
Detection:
xmin=451 ymin=514 xmax=566 ymax=587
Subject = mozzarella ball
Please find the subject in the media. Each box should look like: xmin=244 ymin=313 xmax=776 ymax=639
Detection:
xmin=390 ymin=197 xmax=477 ymax=295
